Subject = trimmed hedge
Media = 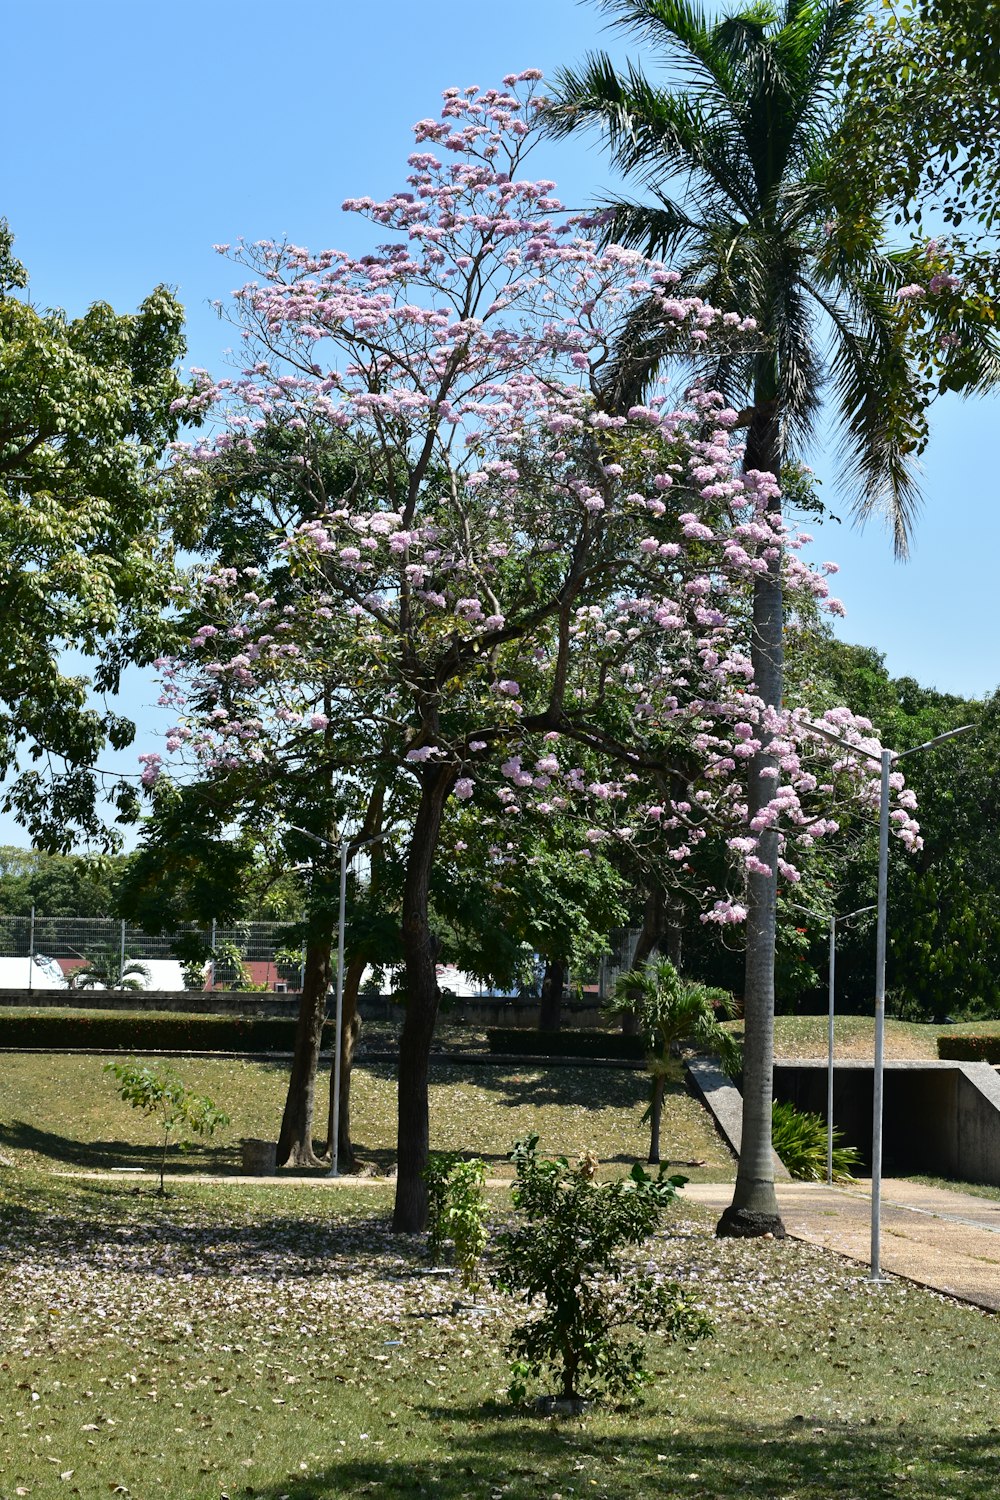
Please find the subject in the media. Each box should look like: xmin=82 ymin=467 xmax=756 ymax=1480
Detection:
xmin=0 ymin=1009 xmax=329 ymax=1054
xmin=937 ymin=1034 xmax=1000 ymax=1064
xmin=486 ymin=1027 xmax=645 ymax=1060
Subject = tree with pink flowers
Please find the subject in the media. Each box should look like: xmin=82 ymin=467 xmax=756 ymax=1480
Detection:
xmin=147 ymin=75 xmax=917 ymax=1232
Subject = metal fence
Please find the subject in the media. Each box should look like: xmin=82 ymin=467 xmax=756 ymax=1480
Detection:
xmin=597 ymin=926 xmax=642 ymax=1003
xmin=0 ymin=913 xmax=637 ymax=998
xmin=0 ymin=914 xmax=305 ymax=991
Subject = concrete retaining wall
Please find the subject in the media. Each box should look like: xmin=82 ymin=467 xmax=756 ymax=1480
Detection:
xmin=0 ymin=987 xmax=603 ymax=1029
xmin=0 ymin=988 xmax=303 ymax=1017
xmin=773 ymin=1060 xmax=1000 ymax=1186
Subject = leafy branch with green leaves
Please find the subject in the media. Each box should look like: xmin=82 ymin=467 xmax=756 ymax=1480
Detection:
xmin=103 ymin=1061 xmax=229 ymax=1195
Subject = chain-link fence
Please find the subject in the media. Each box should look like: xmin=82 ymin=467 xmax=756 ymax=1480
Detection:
xmin=0 ymin=913 xmax=637 ymax=998
xmin=597 ymin=926 xmax=642 ymax=1002
xmin=0 ymin=915 xmax=305 ymax=992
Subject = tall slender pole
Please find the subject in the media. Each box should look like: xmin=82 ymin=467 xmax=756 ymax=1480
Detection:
xmin=803 ymin=719 xmax=973 ymax=1281
xmin=871 ymin=748 xmax=892 ymax=1281
xmin=28 ymin=905 xmax=35 ymax=994
xmin=120 ymin=919 xmax=126 ymax=983
xmin=329 ymin=839 xmax=350 ymax=1179
xmin=827 ymin=915 xmax=836 ymax=1186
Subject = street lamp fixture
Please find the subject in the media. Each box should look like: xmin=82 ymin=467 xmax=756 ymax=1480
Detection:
xmin=801 ymin=720 xmax=975 ymax=1277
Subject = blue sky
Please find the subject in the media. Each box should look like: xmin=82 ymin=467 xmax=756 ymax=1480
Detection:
xmin=1 ymin=0 xmax=997 ymax=846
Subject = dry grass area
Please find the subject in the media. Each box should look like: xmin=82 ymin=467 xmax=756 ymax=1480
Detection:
xmin=733 ymin=1014 xmax=1000 ymax=1062
xmin=0 ymin=1051 xmax=734 ymax=1183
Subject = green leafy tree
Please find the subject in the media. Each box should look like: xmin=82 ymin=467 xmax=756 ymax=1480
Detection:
xmin=547 ymin=0 xmax=998 ymax=1238
xmin=0 ymin=848 xmax=127 ymax=917
xmin=608 ymin=958 xmax=739 ymax=1162
xmin=103 ymin=1060 xmax=229 ymax=1195
xmin=0 ymin=221 xmax=191 ymax=849
xmin=798 ymin=635 xmax=999 ymax=1021
xmin=496 ymin=1137 xmax=711 ymax=1403
xmin=836 ymin=0 xmax=1000 ymax=238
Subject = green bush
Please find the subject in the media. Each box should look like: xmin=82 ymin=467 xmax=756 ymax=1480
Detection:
xmin=486 ymin=1028 xmax=645 ymax=1060
xmin=495 ymin=1136 xmax=711 ymax=1404
xmin=937 ymin=1035 xmax=1000 ymax=1063
xmin=771 ymin=1099 xmax=861 ymax=1183
xmin=423 ymin=1152 xmax=489 ymax=1293
xmin=424 ymin=1150 xmax=463 ymax=1264
xmin=0 ymin=1010 xmax=329 ymax=1054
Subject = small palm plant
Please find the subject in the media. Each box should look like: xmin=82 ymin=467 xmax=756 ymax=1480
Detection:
xmin=608 ymin=959 xmax=740 ymax=1164
xmin=72 ymin=947 xmax=151 ymax=992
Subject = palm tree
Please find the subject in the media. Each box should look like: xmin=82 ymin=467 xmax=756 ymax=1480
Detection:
xmin=72 ymin=948 xmax=151 ymax=992
xmin=610 ymin=959 xmax=740 ymax=1163
xmin=547 ymin=0 xmax=999 ymax=1237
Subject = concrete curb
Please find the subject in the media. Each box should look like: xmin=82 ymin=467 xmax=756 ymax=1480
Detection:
xmin=685 ymin=1057 xmax=790 ymax=1178
xmin=0 ymin=1047 xmax=643 ymax=1068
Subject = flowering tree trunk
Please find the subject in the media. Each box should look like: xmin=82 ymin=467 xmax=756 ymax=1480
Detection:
xmin=277 ymin=938 xmax=332 ymax=1167
xmin=538 ymin=958 xmax=566 ymax=1032
xmin=393 ymin=766 xmax=454 ymax=1232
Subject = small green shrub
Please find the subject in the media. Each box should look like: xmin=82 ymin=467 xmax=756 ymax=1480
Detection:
xmin=446 ymin=1160 xmax=489 ymax=1295
xmin=771 ymin=1099 xmax=861 ymax=1183
xmin=424 ymin=1150 xmax=462 ymax=1264
xmin=938 ymin=1035 xmax=1000 ymax=1063
xmin=104 ymin=1060 xmax=230 ymax=1195
xmin=422 ymin=1152 xmax=488 ymax=1294
xmin=495 ymin=1136 xmax=711 ymax=1404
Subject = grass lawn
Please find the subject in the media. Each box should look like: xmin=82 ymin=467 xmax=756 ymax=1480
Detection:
xmin=0 ymin=1051 xmax=734 ymax=1182
xmin=904 ymin=1174 xmax=1000 ymax=1204
xmin=2 ymin=1171 xmax=1000 ymax=1500
xmin=4 ymin=1052 xmax=1000 ymax=1497
xmin=758 ymin=1013 xmax=1000 ymax=1061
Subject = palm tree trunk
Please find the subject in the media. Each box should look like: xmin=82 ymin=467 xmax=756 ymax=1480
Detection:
xmin=717 ymin=379 xmax=787 ymax=1239
xmin=648 ymin=1074 xmax=665 ymax=1164
xmin=393 ymin=767 xmax=453 ymax=1232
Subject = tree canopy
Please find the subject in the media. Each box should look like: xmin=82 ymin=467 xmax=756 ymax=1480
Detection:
xmin=0 ymin=221 xmax=190 ymax=849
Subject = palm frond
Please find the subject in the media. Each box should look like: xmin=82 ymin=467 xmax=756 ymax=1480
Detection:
xmin=597 ymin=0 xmax=737 ymax=94
xmin=602 ymin=195 xmax=701 ymax=260
xmin=806 ymin=272 xmax=924 ymax=556
xmin=547 ymin=54 xmax=755 ymax=216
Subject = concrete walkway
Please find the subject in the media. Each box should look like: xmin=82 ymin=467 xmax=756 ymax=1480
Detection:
xmin=684 ymin=1178 xmax=1000 ymax=1312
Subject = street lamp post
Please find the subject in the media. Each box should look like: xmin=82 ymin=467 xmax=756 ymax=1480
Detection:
xmin=289 ymin=825 xmax=384 ymax=1178
xmin=799 ymin=899 xmax=875 ymax=1184
xmin=803 ymin=721 xmax=974 ymax=1278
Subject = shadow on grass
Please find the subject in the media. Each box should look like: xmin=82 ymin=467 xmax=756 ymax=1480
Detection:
xmin=0 ymin=1118 xmax=239 ymax=1170
xmin=232 ymin=1410 xmax=1000 ymax=1499
xmin=0 ymin=1176 xmax=407 ymax=1273
xmin=424 ymin=1059 xmax=655 ymax=1110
